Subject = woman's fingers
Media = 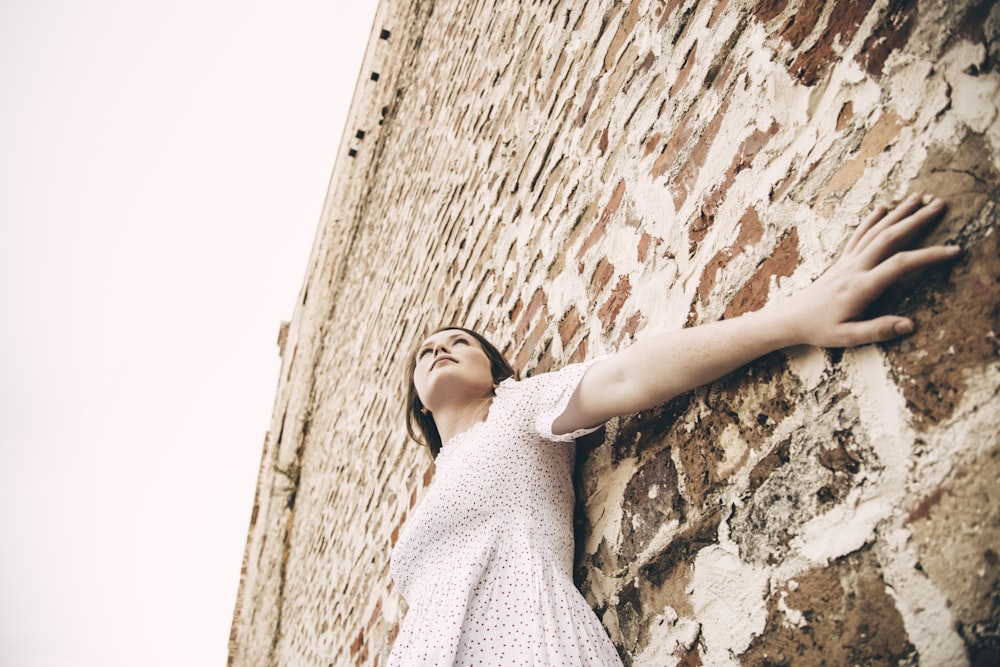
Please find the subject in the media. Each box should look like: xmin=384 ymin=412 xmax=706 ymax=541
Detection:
xmin=844 ymin=204 xmax=888 ymax=254
xmin=857 ymin=197 xmax=947 ymax=268
xmin=830 ymin=316 xmax=917 ymax=347
xmin=867 ymin=243 xmax=962 ymax=289
xmin=848 ymin=193 xmax=929 ymax=259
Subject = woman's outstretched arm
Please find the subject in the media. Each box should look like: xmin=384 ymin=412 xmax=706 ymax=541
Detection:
xmin=553 ymin=194 xmax=961 ymax=435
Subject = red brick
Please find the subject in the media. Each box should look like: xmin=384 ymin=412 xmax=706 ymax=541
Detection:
xmin=508 ymin=296 xmax=523 ymax=322
xmin=598 ymin=275 xmax=632 ymax=330
xmin=605 ymin=1 xmax=642 ymax=71
xmin=543 ymin=51 xmax=566 ymax=110
xmin=754 ymin=0 xmax=789 ymax=23
xmin=567 ymin=337 xmax=590 ymax=365
xmin=787 ymin=0 xmax=869 ymax=86
xmin=578 ymin=179 xmax=627 ymax=259
xmin=514 ymin=288 xmax=547 ymax=345
xmin=559 ymin=307 xmax=584 ymax=347
xmin=696 ymin=207 xmax=765 ymax=306
xmin=350 ymin=630 xmax=364 ymax=656
xmin=643 ymin=132 xmax=663 ymax=158
xmin=390 ymin=511 xmax=407 ymax=547
xmin=534 ymin=343 xmax=557 ymax=375
xmin=652 ymin=109 xmax=696 ymax=179
xmin=857 ymin=0 xmax=917 ymax=78
xmin=617 ymin=311 xmax=644 ymax=346
xmin=592 ymin=257 xmax=617 ymax=294
xmin=724 ymin=229 xmax=800 ymax=318
xmin=668 ymin=41 xmax=698 ymax=99
xmin=657 ymin=0 xmax=687 ymax=32
xmin=366 ymin=600 xmax=383 ymax=630
xmin=637 ymin=232 xmax=657 ymax=263
xmin=514 ymin=316 xmax=549 ymax=371
xmin=673 ymin=92 xmax=735 ymax=209
xmin=836 ymin=101 xmax=854 ymax=131
xmin=708 ymin=0 xmax=732 ymax=27
xmin=575 ymin=78 xmax=601 ymax=127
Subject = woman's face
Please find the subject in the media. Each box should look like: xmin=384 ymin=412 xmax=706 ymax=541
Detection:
xmin=412 ymin=329 xmax=494 ymax=410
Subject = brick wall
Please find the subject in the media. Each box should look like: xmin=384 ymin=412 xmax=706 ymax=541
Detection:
xmin=229 ymin=0 xmax=1000 ymax=665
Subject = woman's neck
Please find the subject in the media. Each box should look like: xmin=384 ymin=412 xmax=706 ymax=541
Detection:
xmin=433 ymin=395 xmax=493 ymax=446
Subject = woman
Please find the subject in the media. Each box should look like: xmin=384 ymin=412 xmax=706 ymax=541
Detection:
xmin=388 ymin=195 xmax=959 ymax=666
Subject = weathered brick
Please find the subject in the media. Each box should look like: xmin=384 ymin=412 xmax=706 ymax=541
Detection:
xmin=513 ymin=287 xmax=547 ymax=346
xmin=673 ymin=91 xmax=735 ymax=210
xmin=668 ymin=41 xmax=698 ymax=99
xmin=695 ymin=206 xmax=765 ymax=307
xmin=788 ymin=0 xmax=869 ymax=86
xmin=856 ymin=0 xmax=918 ymax=78
xmin=598 ymin=275 xmax=631 ymax=331
xmin=724 ymin=229 xmax=800 ymax=319
xmin=558 ymin=306 xmax=584 ymax=347
xmin=577 ymin=179 xmax=626 ymax=260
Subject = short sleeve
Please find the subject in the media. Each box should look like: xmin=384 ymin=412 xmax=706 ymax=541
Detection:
xmin=497 ymin=356 xmax=610 ymax=442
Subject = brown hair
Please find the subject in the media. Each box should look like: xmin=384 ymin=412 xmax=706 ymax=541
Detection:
xmin=405 ymin=327 xmax=516 ymax=458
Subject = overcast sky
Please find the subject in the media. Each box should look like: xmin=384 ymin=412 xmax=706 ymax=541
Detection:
xmin=0 ymin=1 xmax=380 ymax=664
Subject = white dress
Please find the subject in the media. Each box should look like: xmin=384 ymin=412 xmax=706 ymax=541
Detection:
xmin=388 ymin=359 xmax=624 ymax=666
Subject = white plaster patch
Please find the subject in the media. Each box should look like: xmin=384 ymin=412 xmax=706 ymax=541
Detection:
xmin=885 ymin=54 xmax=944 ymax=123
xmin=845 ymin=345 xmax=912 ymax=492
xmin=583 ymin=455 xmax=637 ymax=555
xmin=796 ymin=491 xmax=887 ymax=564
xmin=546 ymin=246 xmax=606 ymax=325
xmin=777 ymin=590 xmax=806 ymax=629
xmin=601 ymin=606 xmax=623 ymax=647
xmin=784 ymin=344 xmax=827 ymax=391
xmin=632 ymin=606 xmax=701 ymax=667
xmin=602 ymin=222 xmax=643 ymax=274
xmin=878 ymin=527 xmax=969 ymax=667
xmin=941 ymin=41 xmax=999 ymax=134
xmin=689 ymin=546 xmax=769 ymax=666
xmin=628 ymin=263 xmax=683 ymax=333
xmin=715 ymin=423 xmax=746 ymax=480
xmin=807 ymin=57 xmax=872 ymax=127
xmin=383 ymin=593 xmax=401 ymax=624
xmin=630 ymin=174 xmax=679 ymax=236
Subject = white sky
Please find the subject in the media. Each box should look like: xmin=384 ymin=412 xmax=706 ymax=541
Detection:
xmin=0 ymin=1 xmax=380 ymax=664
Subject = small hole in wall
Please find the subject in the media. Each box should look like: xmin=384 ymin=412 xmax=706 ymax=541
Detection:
xmin=371 ymin=72 xmax=380 ymax=81
xmin=348 ymin=149 xmax=357 ymax=157
xmin=356 ymin=130 xmax=366 ymax=140
xmin=380 ymin=29 xmax=391 ymax=40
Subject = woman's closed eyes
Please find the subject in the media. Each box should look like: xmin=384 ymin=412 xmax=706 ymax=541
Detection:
xmin=417 ymin=336 xmax=470 ymax=360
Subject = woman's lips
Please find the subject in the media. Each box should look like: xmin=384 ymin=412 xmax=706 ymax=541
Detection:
xmin=431 ymin=356 xmax=456 ymax=371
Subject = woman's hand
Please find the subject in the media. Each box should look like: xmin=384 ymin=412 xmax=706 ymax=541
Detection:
xmin=785 ymin=193 xmax=961 ymax=349
xmin=556 ymin=194 xmax=961 ymax=433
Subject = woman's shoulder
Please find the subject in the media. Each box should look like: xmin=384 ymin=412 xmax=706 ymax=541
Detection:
xmin=495 ymin=356 xmax=609 ymax=404
xmin=491 ymin=356 xmax=610 ymax=441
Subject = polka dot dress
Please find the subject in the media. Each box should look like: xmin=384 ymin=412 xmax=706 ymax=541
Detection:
xmin=389 ymin=359 xmax=624 ymax=666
